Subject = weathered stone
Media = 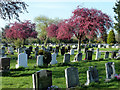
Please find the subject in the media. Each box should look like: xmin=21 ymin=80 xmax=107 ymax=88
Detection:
xmin=65 ymin=67 xmax=80 ymax=88
xmin=32 ymin=70 xmax=52 ymax=89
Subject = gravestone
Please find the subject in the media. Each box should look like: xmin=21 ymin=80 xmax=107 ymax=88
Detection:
xmin=116 ymin=50 xmax=120 ymax=59
xmin=84 ymin=47 xmax=88 ymax=54
xmin=106 ymin=45 xmax=109 ymax=48
xmin=70 ymin=49 xmax=74 ymax=55
xmin=50 ymin=53 xmax=57 ymax=65
xmin=35 ymin=46 xmax=39 ymax=58
xmin=0 ymin=57 xmax=10 ymax=72
xmin=29 ymin=46 xmax=33 ymax=53
xmin=18 ymin=47 xmax=23 ymax=54
xmin=86 ymin=50 xmax=92 ymax=60
xmin=65 ymin=67 xmax=80 ymax=88
xmin=111 ymin=51 xmax=116 ymax=59
xmin=73 ymin=53 xmax=82 ymax=62
xmin=95 ymin=48 xmax=101 ymax=60
xmin=105 ymin=62 xmax=115 ymax=80
xmin=37 ymin=55 xmax=44 ymax=66
xmin=56 ymin=46 xmax=59 ymax=52
xmin=1 ymin=46 xmax=5 ymax=57
xmin=67 ymin=46 xmax=71 ymax=52
xmin=49 ymin=47 xmax=52 ymax=52
xmin=104 ymin=52 xmax=109 ymax=59
xmin=85 ymin=66 xmax=99 ymax=86
xmin=63 ymin=54 xmax=70 ymax=63
xmin=61 ymin=47 xmax=65 ymax=55
xmin=98 ymin=44 xmax=101 ymax=48
xmin=16 ymin=53 xmax=27 ymax=68
xmin=90 ymin=48 xmax=94 ymax=54
xmin=32 ymin=70 xmax=52 ymax=89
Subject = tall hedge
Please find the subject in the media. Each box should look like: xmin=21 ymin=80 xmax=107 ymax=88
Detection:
xmin=107 ymin=29 xmax=116 ymax=44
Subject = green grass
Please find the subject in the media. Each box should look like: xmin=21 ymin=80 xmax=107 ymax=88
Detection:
xmin=1 ymin=47 xmax=120 ymax=89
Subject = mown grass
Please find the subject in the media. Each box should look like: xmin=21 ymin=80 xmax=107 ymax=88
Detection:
xmin=1 ymin=47 xmax=120 ymax=89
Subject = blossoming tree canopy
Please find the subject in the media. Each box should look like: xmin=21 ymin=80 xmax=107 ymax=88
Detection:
xmin=5 ymin=20 xmax=38 ymax=40
xmin=47 ymin=7 xmax=112 ymax=52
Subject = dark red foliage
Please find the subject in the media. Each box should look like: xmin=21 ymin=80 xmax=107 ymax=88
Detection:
xmin=46 ymin=7 xmax=112 ymax=41
xmin=5 ymin=20 xmax=38 ymax=39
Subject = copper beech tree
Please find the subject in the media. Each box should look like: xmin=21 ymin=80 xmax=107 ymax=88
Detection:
xmin=5 ymin=20 xmax=38 ymax=45
xmin=47 ymin=7 xmax=113 ymax=52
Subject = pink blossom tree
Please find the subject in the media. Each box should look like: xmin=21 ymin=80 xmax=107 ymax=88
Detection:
xmin=47 ymin=7 xmax=113 ymax=52
xmin=5 ymin=20 xmax=38 ymax=45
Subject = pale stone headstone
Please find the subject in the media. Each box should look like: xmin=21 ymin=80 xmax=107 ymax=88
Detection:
xmin=65 ymin=67 xmax=80 ymax=88
xmin=105 ymin=62 xmax=115 ymax=80
xmin=63 ymin=54 xmax=70 ymax=63
xmin=18 ymin=47 xmax=23 ymax=54
xmin=95 ymin=49 xmax=101 ymax=60
xmin=104 ymin=52 xmax=109 ymax=59
xmin=32 ymin=70 xmax=52 ymax=89
xmin=37 ymin=55 xmax=44 ymax=66
xmin=16 ymin=53 xmax=27 ymax=68
xmin=106 ymin=45 xmax=109 ymax=48
xmin=73 ymin=53 xmax=82 ymax=62
xmin=85 ymin=66 xmax=99 ymax=86
xmin=116 ymin=46 xmax=120 ymax=49
xmin=98 ymin=44 xmax=101 ymax=48
xmin=70 ymin=49 xmax=74 ymax=55
xmin=0 ymin=57 xmax=10 ymax=72
xmin=50 ymin=53 xmax=57 ymax=65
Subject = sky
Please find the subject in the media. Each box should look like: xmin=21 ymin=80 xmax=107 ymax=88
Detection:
xmin=0 ymin=0 xmax=117 ymax=29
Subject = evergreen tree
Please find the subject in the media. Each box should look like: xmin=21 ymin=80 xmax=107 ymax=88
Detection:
xmin=113 ymin=0 xmax=120 ymax=43
xmin=107 ymin=29 xmax=116 ymax=44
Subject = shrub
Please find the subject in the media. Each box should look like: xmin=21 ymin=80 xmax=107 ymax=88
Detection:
xmin=38 ymin=49 xmax=44 ymax=55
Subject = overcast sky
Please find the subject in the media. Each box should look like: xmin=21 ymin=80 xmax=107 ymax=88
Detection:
xmin=0 ymin=0 xmax=117 ymax=30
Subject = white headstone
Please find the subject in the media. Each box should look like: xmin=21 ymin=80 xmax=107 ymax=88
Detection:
xmin=95 ymin=48 xmax=101 ymax=60
xmin=50 ymin=53 xmax=57 ymax=65
xmin=37 ymin=55 xmax=44 ymax=66
xmin=16 ymin=53 xmax=27 ymax=68
xmin=70 ymin=49 xmax=74 ymax=55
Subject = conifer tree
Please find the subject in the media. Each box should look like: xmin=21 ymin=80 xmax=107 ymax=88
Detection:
xmin=107 ymin=29 xmax=116 ymax=44
xmin=113 ymin=0 xmax=120 ymax=43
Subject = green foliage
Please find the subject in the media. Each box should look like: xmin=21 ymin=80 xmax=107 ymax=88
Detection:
xmin=38 ymin=49 xmax=44 ymax=55
xmin=107 ymin=29 xmax=116 ymax=44
xmin=14 ymin=39 xmax=24 ymax=48
xmin=34 ymin=15 xmax=62 ymax=44
xmin=1 ymin=47 xmax=120 ymax=88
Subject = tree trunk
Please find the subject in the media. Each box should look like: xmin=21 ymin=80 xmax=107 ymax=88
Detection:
xmin=23 ymin=38 xmax=25 ymax=46
xmin=118 ymin=32 xmax=120 ymax=44
xmin=78 ymin=38 xmax=81 ymax=53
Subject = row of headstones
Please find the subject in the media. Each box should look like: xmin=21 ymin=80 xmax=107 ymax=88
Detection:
xmin=32 ymin=62 xmax=115 ymax=89
xmin=13 ymin=48 xmax=120 ymax=69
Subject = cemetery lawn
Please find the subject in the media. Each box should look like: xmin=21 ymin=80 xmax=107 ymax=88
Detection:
xmin=1 ymin=48 xmax=120 ymax=89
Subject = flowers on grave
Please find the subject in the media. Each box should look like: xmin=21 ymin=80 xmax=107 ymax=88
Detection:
xmin=114 ymin=74 xmax=120 ymax=80
xmin=47 ymin=85 xmax=58 ymax=90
